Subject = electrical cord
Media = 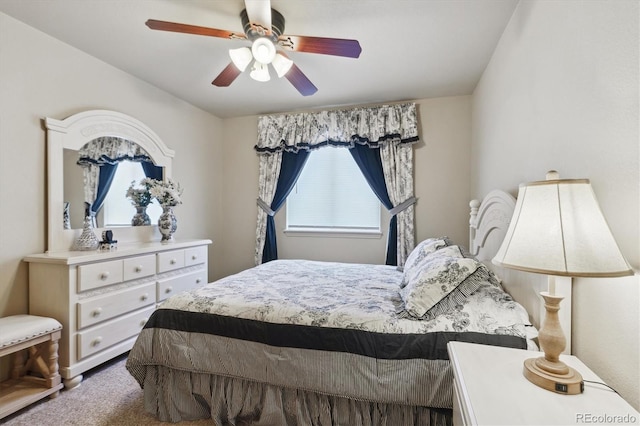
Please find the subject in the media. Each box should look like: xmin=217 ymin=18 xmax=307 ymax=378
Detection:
xmin=583 ymin=380 xmax=619 ymax=395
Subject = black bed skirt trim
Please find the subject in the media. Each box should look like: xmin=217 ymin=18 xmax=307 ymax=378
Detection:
xmin=145 ymin=308 xmax=526 ymax=360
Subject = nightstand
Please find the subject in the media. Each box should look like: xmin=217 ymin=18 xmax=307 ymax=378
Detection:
xmin=447 ymin=341 xmax=639 ymax=426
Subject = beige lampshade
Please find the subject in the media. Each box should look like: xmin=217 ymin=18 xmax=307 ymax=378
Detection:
xmin=493 ymin=172 xmax=633 ymax=278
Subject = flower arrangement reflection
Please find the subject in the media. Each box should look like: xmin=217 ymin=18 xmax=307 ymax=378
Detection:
xmin=126 ymin=178 xmax=155 ymax=226
xmin=126 ymin=178 xmax=155 ymax=207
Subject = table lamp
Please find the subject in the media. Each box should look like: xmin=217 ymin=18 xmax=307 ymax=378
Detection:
xmin=492 ymin=171 xmax=633 ymax=394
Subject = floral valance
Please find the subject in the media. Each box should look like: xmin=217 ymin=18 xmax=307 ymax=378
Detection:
xmin=77 ymin=136 xmax=154 ymax=167
xmin=254 ymin=103 xmax=419 ymax=155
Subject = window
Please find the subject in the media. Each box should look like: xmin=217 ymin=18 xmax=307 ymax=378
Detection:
xmin=286 ymin=147 xmax=381 ymax=234
xmin=102 ymin=162 xmax=162 ymax=227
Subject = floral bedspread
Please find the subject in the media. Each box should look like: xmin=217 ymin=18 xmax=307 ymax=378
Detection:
xmin=129 ymin=259 xmax=535 ymax=417
xmin=159 ymin=259 xmax=532 ymax=339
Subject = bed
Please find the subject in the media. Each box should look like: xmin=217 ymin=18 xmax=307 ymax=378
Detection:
xmin=126 ymin=190 xmax=540 ymax=425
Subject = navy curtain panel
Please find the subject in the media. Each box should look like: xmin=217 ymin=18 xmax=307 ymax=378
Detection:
xmin=141 ymin=161 xmax=164 ymax=180
xmin=88 ymin=163 xmax=118 ymax=226
xmin=262 ymin=150 xmax=310 ymax=263
xmin=348 ymin=144 xmax=397 ymax=266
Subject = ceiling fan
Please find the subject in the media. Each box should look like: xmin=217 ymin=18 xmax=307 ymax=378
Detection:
xmin=145 ymin=0 xmax=362 ymax=96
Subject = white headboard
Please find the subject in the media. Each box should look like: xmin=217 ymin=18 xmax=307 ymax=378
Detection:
xmin=469 ymin=190 xmax=573 ymax=354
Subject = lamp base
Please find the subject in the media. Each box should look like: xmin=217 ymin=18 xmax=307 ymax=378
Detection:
xmin=523 ymin=356 xmax=584 ymax=394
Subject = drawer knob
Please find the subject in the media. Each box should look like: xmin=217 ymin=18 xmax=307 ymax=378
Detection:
xmin=170 ymin=259 xmax=176 ymax=265
xmin=140 ymin=318 xmax=148 ymax=327
xmin=165 ymin=286 xmax=173 ymax=294
xmin=135 ymin=266 xmax=143 ymax=272
xmin=92 ymin=337 xmax=102 ymax=347
xmin=92 ymin=308 xmax=103 ymax=317
xmin=196 ymin=279 xmax=201 ymax=284
xmin=191 ymin=255 xmax=197 ymax=260
xmin=140 ymin=293 xmax=148 ymax=301
xmin=99 ymin=272 xmax=109 ymax=280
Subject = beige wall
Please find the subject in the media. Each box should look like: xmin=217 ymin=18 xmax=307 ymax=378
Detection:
xmin=217 ymin=97 xmax=471 ymax=276
xmin=0 ymin=13 xmax=225 ymax=318
xmin=472 ymin=0 xmax=639 ymax=409
xmin=218 ymin=115 xmax=260 ymax=276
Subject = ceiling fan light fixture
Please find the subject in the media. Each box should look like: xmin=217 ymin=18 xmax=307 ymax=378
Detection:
xmin=252 ymin=37 xmax=276 ymax=64
xmin=271 ymin=53 xmax=293 ymax=78
xmin=229 ymin=47 xmax=253 ymax=72
xmin=250 ymin=61 xmax=271 ymax=82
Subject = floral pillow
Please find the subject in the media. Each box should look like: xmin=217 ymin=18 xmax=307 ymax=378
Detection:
xmin=400 ymin=237 xmax=452 ymax=275
xmin=400 ymin=255 xmax=490 ymax=320
xmin=401 ymin=243 xmax=463 ymax=288
xmin=420 ymin=244 xmax=503 ymax=289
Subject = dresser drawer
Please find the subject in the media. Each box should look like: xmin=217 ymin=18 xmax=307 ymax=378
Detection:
xmin=185 ymin=246 xmax=207 ymax=267
xmin=157 ymin=250 xmax=185 ymax=273
xmin=77 ymin=260 xmax=123 ymax=291
xmin=77 ymin=283 xmax=156 ymax=329
xmin=123 ymin=254 xmax=156 ymax=281
xmin=77 ymin=306 xmax=154 ymax=359
xmin=157 ymin=269 xmax=207 ymax=302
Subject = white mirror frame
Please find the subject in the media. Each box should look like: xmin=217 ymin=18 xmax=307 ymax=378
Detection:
xmin=45 ymin=110 xmax=175 ymax=253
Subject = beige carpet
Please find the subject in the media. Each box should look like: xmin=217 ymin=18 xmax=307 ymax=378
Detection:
xmin=2 ymin=353 xmax=212 ymax=425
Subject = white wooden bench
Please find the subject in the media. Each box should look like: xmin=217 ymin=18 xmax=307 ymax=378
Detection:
xmin=0 ymin=315 xmax=63 ymax=419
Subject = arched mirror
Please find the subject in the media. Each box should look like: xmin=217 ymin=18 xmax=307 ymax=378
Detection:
xmin=46 ymin=110 xmax=174 ymax=252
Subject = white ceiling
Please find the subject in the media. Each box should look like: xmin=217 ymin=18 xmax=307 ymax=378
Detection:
xmin=0 ymin=0 xmax=518 ymax=118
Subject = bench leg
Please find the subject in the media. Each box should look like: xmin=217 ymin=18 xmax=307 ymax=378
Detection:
xmin=11 ymin=349 xmax=25 ymax=379
xmin=46 ymin=331 xmax=62 ymax=398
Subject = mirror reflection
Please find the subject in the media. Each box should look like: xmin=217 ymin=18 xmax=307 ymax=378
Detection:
xmin=63 ymin=137 xmax=163 ymax=230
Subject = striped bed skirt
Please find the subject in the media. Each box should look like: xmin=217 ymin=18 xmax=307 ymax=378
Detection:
xmin=136 ymin=364 xmax=452 ymax=425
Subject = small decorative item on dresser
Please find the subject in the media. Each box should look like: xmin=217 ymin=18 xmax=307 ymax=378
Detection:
xmin=72 ymin=216 xmax=100 ymax=251
xmin=126 ymin=179 xmax=154 ymax=226
xmin=99 ymin=230 xmax=118 ymax=251
xmin=150 ymin=178 xmax=183 ymax=243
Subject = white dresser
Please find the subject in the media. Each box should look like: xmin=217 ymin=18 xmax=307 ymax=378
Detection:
xmin=24 ymin=239 xmax=211 ymax=389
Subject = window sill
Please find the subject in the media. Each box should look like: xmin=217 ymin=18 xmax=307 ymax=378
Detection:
xmin=283 ymin=228 xmax=382 ymax=239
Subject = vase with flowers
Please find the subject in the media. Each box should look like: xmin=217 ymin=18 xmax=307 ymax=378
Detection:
xmin=150 ymin=178 xmax=183 ymax=243
xmin=126 ymin=178 xmax=155 ymax=226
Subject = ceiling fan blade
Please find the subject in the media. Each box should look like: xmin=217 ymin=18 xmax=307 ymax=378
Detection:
xmin=146 ymin=19 xmax=247 ymax=40
xmin=285 ymin=64 xmax=318 ymax=96
xmin=212 ymin=63 xmax=242 ymax=87
xmin=244 ymin=0 xmax=272 ymax=36
xmin=278 ymin=35 xmax=362 ymax=58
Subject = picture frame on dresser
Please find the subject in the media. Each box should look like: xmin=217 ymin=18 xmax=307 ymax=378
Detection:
xmin=25 ymin=110 xmax=212 ymax=389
